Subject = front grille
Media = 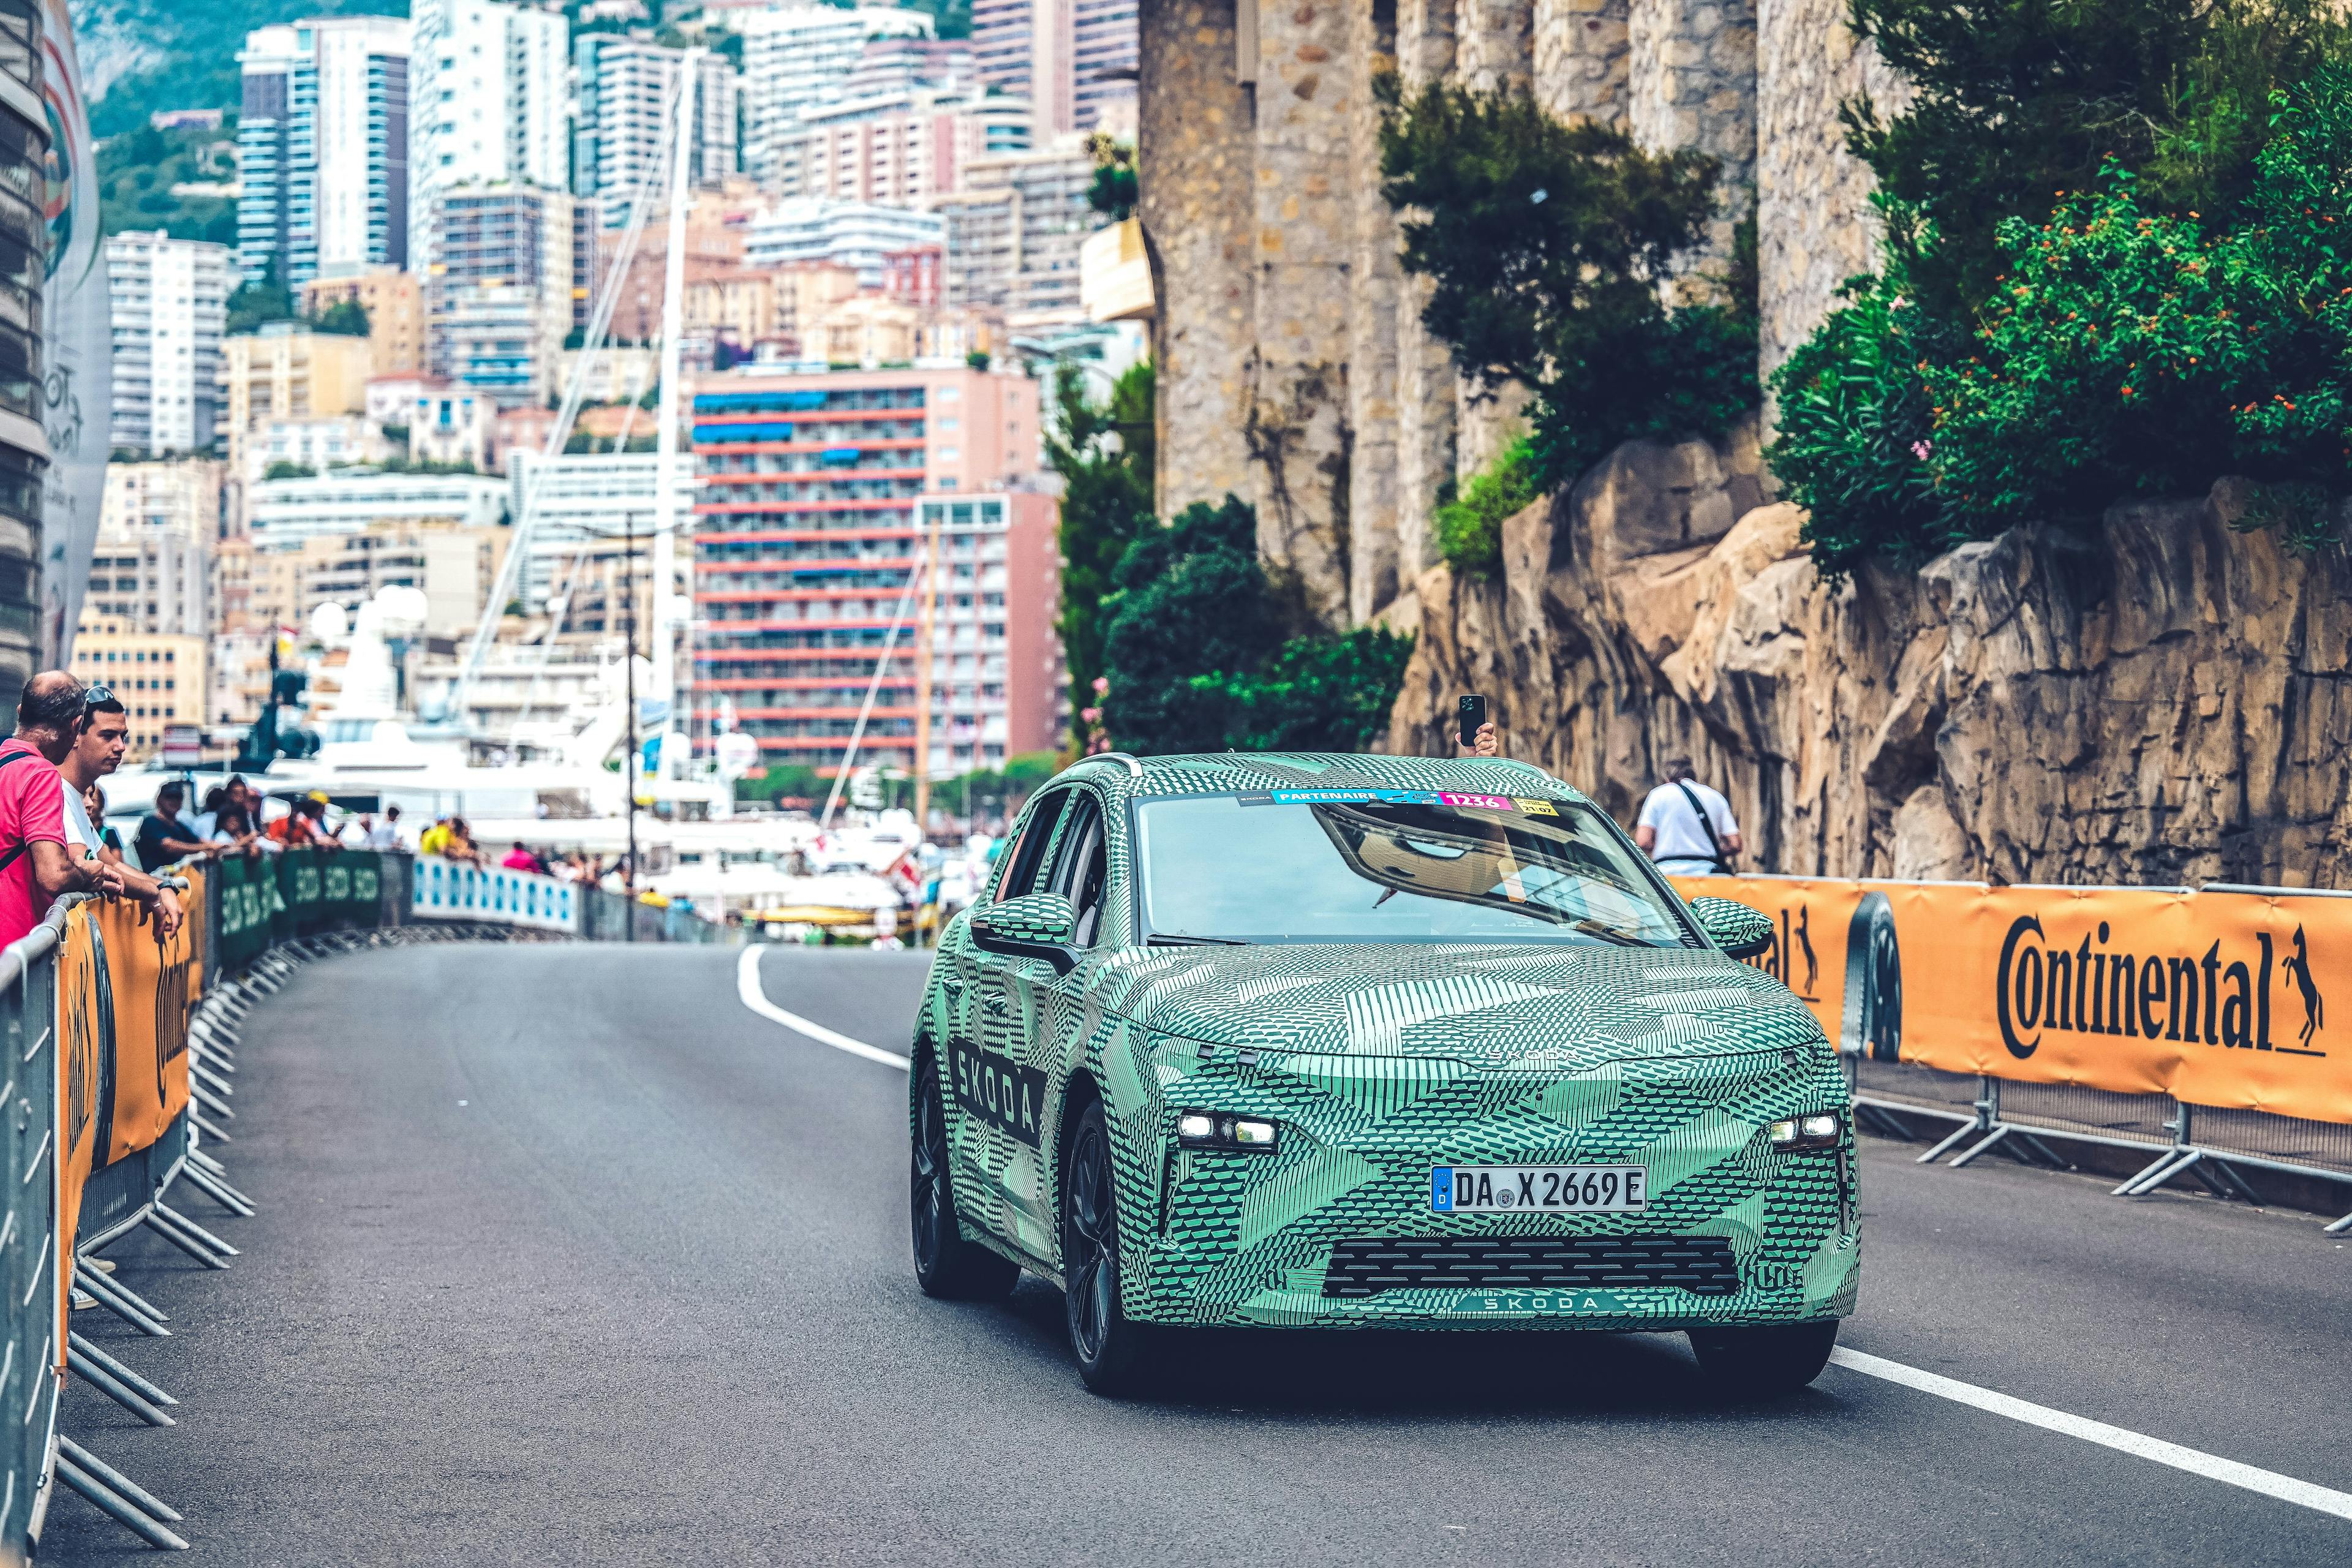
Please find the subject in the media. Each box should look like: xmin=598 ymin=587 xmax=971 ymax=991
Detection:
xmin=1322 ymin=1236 xmax=1741 ymax=1298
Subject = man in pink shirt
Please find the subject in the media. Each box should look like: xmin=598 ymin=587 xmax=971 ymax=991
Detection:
xmin=500 ymin=842 xmax=545 ymax=875
xmin=0 ymin=673 xmax=120 ymax=949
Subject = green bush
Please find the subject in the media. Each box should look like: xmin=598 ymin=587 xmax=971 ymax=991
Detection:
xmin=1190 ymin=628 xmax=1418 ymax=753
xmin=1773 ymin=62 xmax=2352 ymax=575
xmin=312 ymin=300 xmax=369 ymax=337
xmin=1378 ymin=77 xmax=1758 ymax=494
xmin=1434 ymin=439 xmax=1544 ymax=576
xmin=1099 ymin=498 xmax=1289 ymax=755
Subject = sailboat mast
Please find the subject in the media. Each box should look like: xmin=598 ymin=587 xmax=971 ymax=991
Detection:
xmin=649 ymin=48 xmax=699 ymax=778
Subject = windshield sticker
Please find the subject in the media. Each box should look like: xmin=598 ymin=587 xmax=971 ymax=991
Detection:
xmin=1438 ymin=792 xmax=1518 ymax=810
xmin=1239 ymin=788 xmax=1444 ymax=807
xmin=1515 ymin=798 xmax=1559 ymax=816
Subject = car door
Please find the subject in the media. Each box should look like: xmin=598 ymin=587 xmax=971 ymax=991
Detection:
xmin=947 ymin=785 xmax=1074 ymax=1259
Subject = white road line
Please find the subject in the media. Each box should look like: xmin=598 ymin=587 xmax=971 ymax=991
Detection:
xmin=1831 ymin=1348 xmax=2352 ymax=1521
xmin=736 ymin=945 xmax=911 ymax=1070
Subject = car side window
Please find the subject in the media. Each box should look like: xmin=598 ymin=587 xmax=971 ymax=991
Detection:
xmin=1046 ymin=794 xmax=1110 ymax=946
xmin=994 ymin=788 xmax=1069 ymax=902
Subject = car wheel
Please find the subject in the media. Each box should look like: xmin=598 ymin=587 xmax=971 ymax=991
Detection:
xmin=910 ymin=1055 xmax=1021 ymax=1300
xmin=1687 ymin=1320 xmax=1839 ymax=1398
xmin=1061 ymin=1097 xmax=1158 ymax=1396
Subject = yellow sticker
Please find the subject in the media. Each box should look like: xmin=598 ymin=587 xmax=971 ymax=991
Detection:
xmin=1515 ymin=798 xmax=1559 ymax=816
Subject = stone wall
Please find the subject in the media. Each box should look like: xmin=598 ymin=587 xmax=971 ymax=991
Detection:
xmin=1137 ymin=0 xmax=1888 ymax=621
xmin=1381 ymin=447 xmax=2352 ymax=889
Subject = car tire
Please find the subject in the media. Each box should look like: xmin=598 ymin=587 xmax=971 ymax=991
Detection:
xmin=1686 ymin=1320 xmax=1839 ymax=1398
xmin=1060 ymin=1097 xmax=1158 ymax=1396
xmin=911 ymin=1054 xmax=1022 ymax=1301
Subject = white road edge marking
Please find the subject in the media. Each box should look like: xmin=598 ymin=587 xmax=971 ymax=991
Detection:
xmin=1831 ymin=1347 xmax=2352 ymax=1521
xmin=736 ymin=946 xmax=911 ymax=1070
xmin=732 ymin=946 xmax=2350 ymax=1521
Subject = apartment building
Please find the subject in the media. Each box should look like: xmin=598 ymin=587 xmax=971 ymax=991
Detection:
xmin=80 ymin=527 xmax=208 ymax=638
xmin=0 ymin=9 xmax=42 ymax=687
xmin=911 ymin=489 xmax=1062 ymax=775
xmin=743 ymin=199 xmax=944 ymax=288
xmin=935 ymin=135 xmax=1104 ymax=329
xmin=105 ymin=230 xmax=232 ymax=456
xmin=301 ymin=266 xmax=424 ymax=375
xmin=407 ymin=0 xmax=570 ymax=273
xmin=235 ymin=15 xmax=412 ymax=285
xmin=574 ymin=36 xmax=739 ymax=217
xmin=249 ymin=415 xmax=391 ymax=486
xmin=972 ymin=0 xmax=1136 ymax=135
xmin=67 ymin=621 xmax=208 ymax=761
xmin=101 ymin=459 xmax=223 ymax=547
xmin=246 ymin=521 xmax=508 ymax=639
xmin=427 ymin=184 xmax=577 ymax=408
xmin=222 ymin=324 xmax=375 ymax=472
xmin=738 ymin=5 xmax=930 ymax=184
xmin=687 ymin=364 xmax=1041 ymax=771
xmin=505 ymin=449 xmax=695 ymax=638
xmin=246 ymin=468 xmax=508 ymax=546
xmin=786 ymin=91 xmax=1032 ymax=207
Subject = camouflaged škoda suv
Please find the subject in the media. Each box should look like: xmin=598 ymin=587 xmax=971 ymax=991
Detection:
xmin=907 ymin=752 xmax=1858 ymax=1395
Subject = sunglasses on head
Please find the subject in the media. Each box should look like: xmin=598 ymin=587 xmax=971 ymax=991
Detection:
xmin=81 ymin=683 xmax=114 ymax=708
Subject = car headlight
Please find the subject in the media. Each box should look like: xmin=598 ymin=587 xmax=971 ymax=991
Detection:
xmin=1177 ymin=1110 xmax=1280 ymax=1152
xmin=1768 ymin=1110 xmax=1842 ymax=1151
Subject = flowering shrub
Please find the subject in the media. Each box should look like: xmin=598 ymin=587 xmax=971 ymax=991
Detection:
xmin=1771 ymin=64 xmax=2352 ymax=576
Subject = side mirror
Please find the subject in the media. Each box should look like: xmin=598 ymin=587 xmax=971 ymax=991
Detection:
xmin=1688 ymin=895 xmax=1774 ymax=960
xmin=970 ymin=892 xmax=1079 ymax=973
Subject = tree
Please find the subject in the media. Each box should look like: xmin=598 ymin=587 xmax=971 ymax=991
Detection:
xmin=312 ymin=299 xmax=369 ymax=336
xmin=262 ymin=461 xmax=315 ymax=481
xmin=1378 ymin=77 xmax=1758 ymax=491
xmin=1047 ymin=361 xmax=1155 ymax=748
xmin=1085 ymin=134 xmax=1137 ymax=221
xmin=1099 ymin=497 xmax=1291 ymax=755
xmin=1191 ymin=628 xmax=1419 ymax=753
xmin=225 ymin=266 xmax=295 ymax=336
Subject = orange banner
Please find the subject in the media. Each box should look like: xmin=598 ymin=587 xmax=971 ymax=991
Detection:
xmin=94 ymin=889 xmax=195 ymax=1166
xmin=1673 ymin=875 xmax=2352 ymax=1126
xmin=55 ymin=905 xmax=107 ymax=1368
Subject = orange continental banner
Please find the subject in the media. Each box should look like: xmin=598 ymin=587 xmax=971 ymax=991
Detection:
xmin=95 ymin=885 xmax=196 ymax=1166
xmin=1672 ymin=875 xmax=2352 ymax=1126
xmin=55 ymin=903 xmax=107 ymax=1370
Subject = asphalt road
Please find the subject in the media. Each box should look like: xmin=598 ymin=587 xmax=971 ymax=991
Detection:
xmin=43 ymin=943 xmax=2352 ymax=1565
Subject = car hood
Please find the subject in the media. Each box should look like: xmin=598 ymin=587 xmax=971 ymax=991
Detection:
xmin=1086 ymin=942 xmax=1825 ymax=1071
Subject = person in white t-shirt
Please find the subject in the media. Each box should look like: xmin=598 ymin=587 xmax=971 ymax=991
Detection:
xmin=1634 ymin=756 xmax=1742 ymax=876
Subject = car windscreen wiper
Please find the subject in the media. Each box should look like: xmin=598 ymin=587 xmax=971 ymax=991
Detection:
xmin=1145 ymin=933 xmax=1251 ymax=947
xmin=1571 ymin=918 xmax=1661 ymax=948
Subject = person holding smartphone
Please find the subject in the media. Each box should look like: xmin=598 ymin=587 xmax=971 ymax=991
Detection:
xmin=1455 ymin=693 xmax=1499 ymax=758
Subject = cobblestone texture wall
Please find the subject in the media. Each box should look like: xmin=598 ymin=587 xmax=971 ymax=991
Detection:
xmin=1140 ymin=0 xmax=1257 ymax=519
xmin=1141 ymin=0 xmax=1892 ymax=625
xmin=1755 ymin=0 xmax=1907 ymax=380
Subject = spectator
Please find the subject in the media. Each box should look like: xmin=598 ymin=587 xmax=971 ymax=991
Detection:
xmin=135 ymin=781 xmax=211 ymax=873
xmin=1634 ymin=754 xmax=1742 ymax=876
xmin=441 ymin=816 xmax=488 ymax=868
xmin=266 ymin=792 xmax=339 ymax=851
xmin=501 ymin=841 xmax=545 ymax=874
xmin=59 ymin=692 xmax=183 ymax=940
xmin=417 ymin=816 xmax=453 ymax=858
xmin=364 ymin=804 xmax=405 ymax=851
xmin=0 ymin=673 xmax=121 ymax=948
xmin=190 ymin=785 xmax=225 ymax=841
xmin=209 ymin=801 xmax=262 ymax=855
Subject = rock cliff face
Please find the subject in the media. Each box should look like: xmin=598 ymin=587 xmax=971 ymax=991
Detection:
xmin=1382 ymin=424 xmax=2352 ymax=888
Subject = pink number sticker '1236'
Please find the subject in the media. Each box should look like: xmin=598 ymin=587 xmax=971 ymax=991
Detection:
xmin=1439 ymin=793 xmax=1515 ymax=810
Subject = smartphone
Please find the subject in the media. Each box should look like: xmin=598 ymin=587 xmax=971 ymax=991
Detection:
xmin=1457 ymin=694 xmax=1487 ymax=748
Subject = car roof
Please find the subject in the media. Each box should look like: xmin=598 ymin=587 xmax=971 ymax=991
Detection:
xmin=1053 ymin=751 xmax=1590 ymax=805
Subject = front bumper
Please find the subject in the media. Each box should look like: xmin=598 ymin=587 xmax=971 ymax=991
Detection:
xmin=1120 ymin=1046 xmax=1861 ymax=1330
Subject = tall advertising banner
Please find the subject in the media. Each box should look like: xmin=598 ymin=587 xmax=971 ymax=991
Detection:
xmin=95 ymin=897 xmax=194 ymax=1166
xmin=37 ymin=0 xmax=107 ymax=665
xmin=53 ymin=904 xmax=105 ymax=1371
xmin=1672 ymin=875 xmax=2352 ymax=1127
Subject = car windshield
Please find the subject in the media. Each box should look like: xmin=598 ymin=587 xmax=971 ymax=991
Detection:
xmin=1135 ymin=790 xmax=1697 ymax=946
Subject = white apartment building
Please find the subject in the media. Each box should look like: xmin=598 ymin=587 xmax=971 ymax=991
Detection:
xmin=786 ymin=90 xmax=1031 ymax=206
xmin=82 ymin=527 xmax=211 ymax=640
xmin=236 ymin=16 xmax=413 ymax=284
xmin=249 ymin=415 xmax=393 ymax=486
xmin=935 ymin=135 xmax=1105 ymax=329
xmin=573 ymin=37 xmax=739 ymax=219
xmin=407 ymin=0 xmax=570 ymax=273
xmin=247 ymin=468 xmax=510 ymax=546
xmin=101 ymin=459 xmax=224 ymax=546
xmin=743 ymin=198 xmax=945 ymax=287
xmin=739 ymin=6 xmax=930 ymax=184
xmin=506 ymin=448 xmax=694 ymax=614
xmin=105 ymin=230 xmax=232 ymax=456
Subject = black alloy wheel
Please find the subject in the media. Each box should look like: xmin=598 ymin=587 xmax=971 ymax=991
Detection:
xmin=910 ymin=1055 xmax=1020 ymax=1300
xmin=1060 ymin=1098 xmax=1158 ymax=1395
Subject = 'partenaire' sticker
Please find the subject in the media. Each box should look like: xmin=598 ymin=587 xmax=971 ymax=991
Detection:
xmin=1239 ymin=789 xmax=1443 ymax=807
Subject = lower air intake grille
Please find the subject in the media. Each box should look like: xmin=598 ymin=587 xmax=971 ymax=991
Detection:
xmin=1322 ymin=1235 xmax=1740 ymax=1298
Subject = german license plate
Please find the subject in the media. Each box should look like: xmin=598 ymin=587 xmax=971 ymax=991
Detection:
xmin=1431 ymin=1165 xmax=1646 ymax=1215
